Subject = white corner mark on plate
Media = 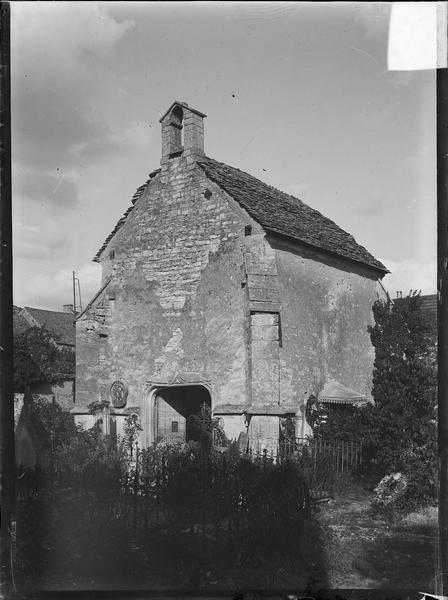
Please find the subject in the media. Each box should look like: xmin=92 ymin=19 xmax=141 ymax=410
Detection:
xmin=388 ymin=2 xmax=447 ymax=71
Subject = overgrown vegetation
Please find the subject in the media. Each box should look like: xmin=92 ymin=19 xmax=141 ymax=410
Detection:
xmin=14 ymin=327 xmax=74 ymax=393
xmin=314 ymin=292 xmax=437 ymax=514
xmin=15 ymin=404 xmax=326 ymax=591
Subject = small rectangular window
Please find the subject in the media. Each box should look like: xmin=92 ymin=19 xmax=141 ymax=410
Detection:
xmin=171 ymin=421 xmax=179 ymax=433
xmin=244 ymin=224 xmax=252 ymax=236
xmin=109 ymin=250 xmax=115 ymax=260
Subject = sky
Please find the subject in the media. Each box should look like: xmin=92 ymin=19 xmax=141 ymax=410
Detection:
xmin=11 ymin=1 xmax=436 ymax=311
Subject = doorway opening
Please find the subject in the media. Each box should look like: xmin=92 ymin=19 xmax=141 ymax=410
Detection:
xmin=154 ymin=385 xmax=211 ymax=444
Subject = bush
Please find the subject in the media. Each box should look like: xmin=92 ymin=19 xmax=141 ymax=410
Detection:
xmin=15 ymin=415 xmax=317 ymax=589
xmin=371 ymin=472 xmax=408 ymax=516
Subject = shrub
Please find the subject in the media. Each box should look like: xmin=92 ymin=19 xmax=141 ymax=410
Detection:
xmin=15 ymin=409 xmax=318 ymax=588
xmin=371 ymin=472 xmax=408 ymax=515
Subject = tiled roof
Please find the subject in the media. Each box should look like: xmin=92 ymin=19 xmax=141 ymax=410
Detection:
xmin=93 ymin=205 xmax=135 ymax=263
xmin=419 ymin=294 xmax=437 ymax=321
xmin=93 ymin=157 xmax=387 ymax=274
xmin=393 ymin=293 xmax=437 ymax=329
xmin=93 ymin=174 xmax=158 ymax=262
xmin=198 ymin=158 xmax=388 ymax=274
xmin=23 ymin=307 xmax=75 ymax=346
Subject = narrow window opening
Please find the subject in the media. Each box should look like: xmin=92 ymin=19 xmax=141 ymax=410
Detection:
xmin=278 ymin=312 xmax=283 ymax=347
xmin=109 ymin=250 xmax=115 ymax=260
xmin=244 ymin=224 xmax=252 ymax=236
xmin=171 ymin=421 xmax=179 ymax=433
xmin=168 ymin=106 xmax=184 ymax=155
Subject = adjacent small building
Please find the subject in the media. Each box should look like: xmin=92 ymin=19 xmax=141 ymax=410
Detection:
xmin=13 ymin=304 xmax=76 ymax=411
xmin=14 ymin=304 xmax=76 ymax=467
xmin=74 ymin=101 xmax=388 ymax=452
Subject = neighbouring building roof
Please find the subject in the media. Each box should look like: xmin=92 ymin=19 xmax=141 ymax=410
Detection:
xmin=392 ymin=293 xmax=437 ymax=331
xmin=93 ymin=156 xmax=388 ymax=274
xmin=22 ymin=307 xmax=75 ymax=347
xmin=419 ymin=293 xmax=437 ymax=321
xmin=318 ymin=380 xmax=371 ymax=406
xmin=13 ymin=306 xmax=32 ymax=336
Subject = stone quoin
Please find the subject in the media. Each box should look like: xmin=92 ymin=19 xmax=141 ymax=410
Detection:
xmin=73 ymin=101 xmax=388 ymax=452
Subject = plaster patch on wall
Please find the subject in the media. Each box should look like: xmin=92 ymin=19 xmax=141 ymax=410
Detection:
xmin=154 ymin=328 xmax=185 ymax=375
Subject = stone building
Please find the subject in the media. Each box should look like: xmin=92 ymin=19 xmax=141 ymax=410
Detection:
xmin=74 ymin=101 xmax=388 ymax=452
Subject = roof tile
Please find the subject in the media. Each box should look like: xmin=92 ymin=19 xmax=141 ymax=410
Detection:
xmin=198 ymin=158 xmax=387 ymax=273
xmin=93 ymin=157 xmax=387 ymax=274
xmin=23 ymin=307 xmax=75 ymax=346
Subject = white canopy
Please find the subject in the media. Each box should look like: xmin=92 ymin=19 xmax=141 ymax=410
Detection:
xmin=318 ymin=380 xmax=372 ymax=406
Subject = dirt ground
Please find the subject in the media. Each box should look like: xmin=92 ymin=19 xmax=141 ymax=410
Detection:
xmin=317 ymin=483 xmax=438 ymax=590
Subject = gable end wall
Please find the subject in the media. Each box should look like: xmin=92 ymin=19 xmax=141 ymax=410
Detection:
xmin=75 ymin=158 xmax=253 ymax=428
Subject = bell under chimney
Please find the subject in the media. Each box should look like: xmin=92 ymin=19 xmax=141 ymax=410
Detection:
xmin=159 ymin=101 xmax=206 ymax=163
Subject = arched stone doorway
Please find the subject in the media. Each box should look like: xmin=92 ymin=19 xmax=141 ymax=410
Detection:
xmin=144 ymin=383 xmax=212 ymax=446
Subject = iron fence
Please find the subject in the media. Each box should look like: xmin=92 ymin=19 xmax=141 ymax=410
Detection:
xmin=15 ymin=436 xmax=361 ymax=541
xmin=15 ymin=448 xmax=312 ymax=544
xmin=278 ymin=437 xmax=363 ymax=472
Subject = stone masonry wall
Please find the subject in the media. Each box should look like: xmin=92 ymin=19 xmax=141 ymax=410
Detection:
xmin=76 ymin=156 xmax=252 ymax=440
xmin=272 ymin=238 xmax=379 ymax=437
xmin=76 ymin=150 xmax=381 ymax=450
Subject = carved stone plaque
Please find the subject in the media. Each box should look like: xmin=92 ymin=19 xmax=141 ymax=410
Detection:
xmin=110 ymin=380 xmax=128 ymax=409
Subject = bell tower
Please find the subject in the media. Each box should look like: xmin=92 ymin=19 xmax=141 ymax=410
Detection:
xmin=159 ymin=101 xmax=206 ymax=163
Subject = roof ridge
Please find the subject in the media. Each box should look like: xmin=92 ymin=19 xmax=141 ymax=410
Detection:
xmin=198 ymin=156 xmax=387 ymax=274
xmin=25 ymin=306 xmax=70 ymax=315
xmin=92 ymin=155 xmax=387 ymax=274
xmin=200 ymin=157 xmax=307 ymax=204
xmin=199 ymin=156 xmax=356 ymax=235
xmin=76 ymin=277 xmax=112 ymax=321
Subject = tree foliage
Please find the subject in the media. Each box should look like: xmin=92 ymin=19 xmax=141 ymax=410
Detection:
xmin=314 ymin=291 xmax=437 ymax=510
xmin=26 ymin=397 xmax=79 ymax=451
xmin=14 ymin=327 xmax=75 ymax=393
xmin=367 ymin=291 xmax=437 ymax=479
xmin=186 ymin=402 xmax=227 ymax=449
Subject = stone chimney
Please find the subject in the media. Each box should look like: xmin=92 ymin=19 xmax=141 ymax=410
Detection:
xmin=159 ymin=101 xmax=206 ymax=163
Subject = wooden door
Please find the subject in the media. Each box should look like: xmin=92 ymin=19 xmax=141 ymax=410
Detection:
xmin=155 ymin=394 xmax=186 ymax=442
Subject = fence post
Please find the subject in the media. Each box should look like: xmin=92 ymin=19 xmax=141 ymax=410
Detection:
xmin=133 ymin=444 xmax=139 ymax=538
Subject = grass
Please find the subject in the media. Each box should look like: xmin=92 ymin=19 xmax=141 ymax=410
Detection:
xmin=317 ymin=481 xmax=438 ymax=589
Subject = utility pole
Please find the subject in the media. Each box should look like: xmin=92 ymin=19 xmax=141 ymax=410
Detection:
xmin=72 ymin=270 xmax=76 ymax=314
xmin=72 ymin=270 xmax=82 ymax=315
xmin=0 ymin=3 xmax=15 ymax=598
